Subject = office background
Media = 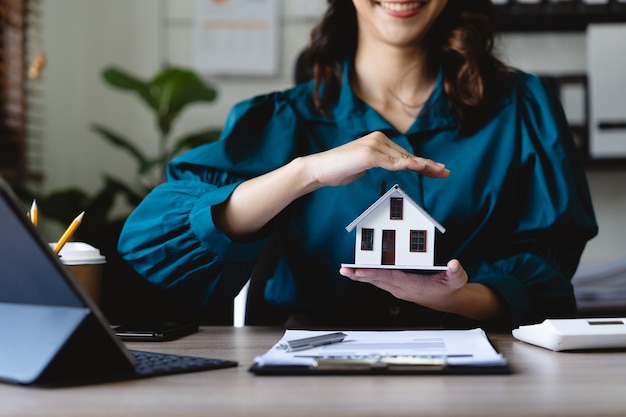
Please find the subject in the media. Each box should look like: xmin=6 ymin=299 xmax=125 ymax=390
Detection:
xmin=37 ymin=0 xmax=625 ymax=274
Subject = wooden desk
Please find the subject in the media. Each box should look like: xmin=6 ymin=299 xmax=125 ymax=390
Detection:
xmin=2 ymin=326 xmax=625 ymax=417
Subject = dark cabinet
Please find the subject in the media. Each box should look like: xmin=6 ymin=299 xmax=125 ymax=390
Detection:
xmin=493 ymin=1 xmax=626 ymax=32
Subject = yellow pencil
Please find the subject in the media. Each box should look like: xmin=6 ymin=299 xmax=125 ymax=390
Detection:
xmin=30 ymin=199 xmax=38 ymax=227
xmin=53 ymin=211 xmax=85 ymax=254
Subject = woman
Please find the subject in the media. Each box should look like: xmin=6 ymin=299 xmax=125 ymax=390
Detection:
xmin=118 ymin=0 xmax=597 ymax=330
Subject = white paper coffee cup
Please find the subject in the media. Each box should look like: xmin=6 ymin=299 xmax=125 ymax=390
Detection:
xmin=50 ymin=242 xmax=106 ymax=306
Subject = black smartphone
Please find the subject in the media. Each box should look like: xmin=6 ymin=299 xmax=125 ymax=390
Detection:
xmin=114 ymin=321 xmax=199 ymax=342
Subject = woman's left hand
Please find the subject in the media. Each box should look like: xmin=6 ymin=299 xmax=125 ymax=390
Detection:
xmin=339 ymin=259 xmax=468 ymax=313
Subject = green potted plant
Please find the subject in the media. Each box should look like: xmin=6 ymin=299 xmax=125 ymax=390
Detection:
xmin=13 ymin=66 xmax=223 ymax=324
xmin=92 ymin=65 xmax=221 ymax=208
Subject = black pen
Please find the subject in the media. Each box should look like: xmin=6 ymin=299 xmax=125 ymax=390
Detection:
xmin=276 ymin=332 xmax=348 ymax=352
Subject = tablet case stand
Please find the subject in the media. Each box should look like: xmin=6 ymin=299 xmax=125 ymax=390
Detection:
xmin=1 ymin=303 xmax=135 ymax=386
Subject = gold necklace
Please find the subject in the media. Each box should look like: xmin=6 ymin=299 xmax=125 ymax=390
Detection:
xmin=387 ymin=88 xmax=426 ymax=118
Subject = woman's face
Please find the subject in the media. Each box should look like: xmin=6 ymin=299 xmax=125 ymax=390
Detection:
xmin=351 ymin=0 xmax=448 ymax=48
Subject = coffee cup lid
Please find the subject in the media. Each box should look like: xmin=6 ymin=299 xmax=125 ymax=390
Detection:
xmin=49 ymin=242 xmax=106 ymax=265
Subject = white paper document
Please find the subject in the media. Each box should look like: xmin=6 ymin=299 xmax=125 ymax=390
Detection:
xmin=254 ymin=328 xmax=507 ymax=368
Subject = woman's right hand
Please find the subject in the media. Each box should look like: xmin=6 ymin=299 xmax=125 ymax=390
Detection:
xmin=302 ymin=131 xmax=450 ymax=188
xmin=215 ymin=131 xmax=449 ymax=240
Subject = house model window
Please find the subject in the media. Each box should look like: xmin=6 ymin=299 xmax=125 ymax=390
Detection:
xmin=390 ymin=198 xmax=403 ymax=220
xmin=342 ymin=184 xmax=447 ymax=271
xmin=361 ymin=228 xmax=374 ymax=250
xmin=410 ymin=230 xmax=427 ymax=252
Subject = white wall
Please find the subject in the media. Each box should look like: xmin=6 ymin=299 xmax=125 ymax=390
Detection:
xmin=40 ymin=0 xmax=625 ymax=268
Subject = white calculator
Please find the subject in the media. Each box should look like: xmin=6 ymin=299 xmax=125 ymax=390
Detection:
xmin=512 ymin=318 xmax=626 ymax=351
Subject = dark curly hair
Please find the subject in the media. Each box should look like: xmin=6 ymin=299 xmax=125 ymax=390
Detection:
xmin=305 ymin=0 xmax=510 ymax=135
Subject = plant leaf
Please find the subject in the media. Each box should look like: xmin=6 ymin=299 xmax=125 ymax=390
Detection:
xmin=102 ymin=67 xmax=155 ymax=109
xmin=100 ymin=66 xmax=218 ymax=137
xmin=148 ymin=68 xmax=218 ymax=135
xmin=91 ymin=124 xmax=151 ymax=172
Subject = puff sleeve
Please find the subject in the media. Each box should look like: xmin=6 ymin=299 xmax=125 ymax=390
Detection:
xmin=118 ymin=92 xmax=301 ymax=307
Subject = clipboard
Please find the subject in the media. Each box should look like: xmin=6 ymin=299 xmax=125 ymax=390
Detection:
xmin=248 ymin=360 xmax=511 ymax=375
xmin=249 ymin=329 xmax=511 ymax=376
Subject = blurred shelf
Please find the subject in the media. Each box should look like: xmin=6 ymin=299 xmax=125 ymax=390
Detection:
xmin=493 ymin=1 xmax=626 ymax=32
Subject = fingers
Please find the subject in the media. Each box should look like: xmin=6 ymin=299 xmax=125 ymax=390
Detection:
xmin=446 ymin=259 xmax=468 ymax=289
xmin=384 ymin=156 xmax=449 ymax=179
xmin=340 ymin=267 xmax=406 ymax=296
xmin=364 ymin=132 xmax=450 ymax=178
xmin=447 ymin=259 xmax=461 ymax=273
xmin=340 ymin=266 xmax=397 ymax=284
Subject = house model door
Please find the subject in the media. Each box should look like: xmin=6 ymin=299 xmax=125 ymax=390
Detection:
xmin=382 ymin=230 xmax=396 ymax=265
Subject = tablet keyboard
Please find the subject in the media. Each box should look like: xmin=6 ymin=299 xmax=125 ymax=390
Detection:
xmin=129 ymin=349 xmax=238 ymax=377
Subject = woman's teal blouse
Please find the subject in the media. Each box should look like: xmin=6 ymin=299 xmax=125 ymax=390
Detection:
xmin=118 ymin=65 xmax=598 ymax=329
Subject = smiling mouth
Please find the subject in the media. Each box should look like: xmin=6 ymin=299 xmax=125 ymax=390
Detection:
xmin=377 ymin=1 xmax=426 ymax=13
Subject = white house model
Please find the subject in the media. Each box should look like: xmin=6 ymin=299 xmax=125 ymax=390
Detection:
xmin=342 ymin=184 xmax=447 ymax=271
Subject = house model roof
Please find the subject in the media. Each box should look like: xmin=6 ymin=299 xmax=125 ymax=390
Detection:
xmin=345 ymin=184 xmax=446 ymax=234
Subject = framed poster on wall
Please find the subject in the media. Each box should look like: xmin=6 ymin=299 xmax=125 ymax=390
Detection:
xmin=192 ymin=0 xmax=280 ymax=76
